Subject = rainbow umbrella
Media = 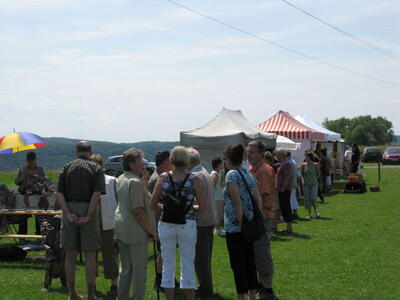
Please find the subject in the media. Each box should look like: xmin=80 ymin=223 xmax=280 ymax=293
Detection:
xmin=0 ymin=132 xmax=49 ymax=155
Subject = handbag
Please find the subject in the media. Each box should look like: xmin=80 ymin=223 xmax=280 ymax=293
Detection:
xmin=236 ymin=169 xmax=266 ymax=243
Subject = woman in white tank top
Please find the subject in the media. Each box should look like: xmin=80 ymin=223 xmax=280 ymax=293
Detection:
xmin=210 ymin=157 xmax=225 ymax=237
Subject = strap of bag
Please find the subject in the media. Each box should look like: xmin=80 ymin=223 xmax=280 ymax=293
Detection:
xmin=167 ymin=172 xmax=191 ymax=194
xmin=235 ymin=169 xmax=263 ymax=219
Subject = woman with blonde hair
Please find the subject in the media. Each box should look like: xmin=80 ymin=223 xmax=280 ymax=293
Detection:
xmin=149 ymin=146 xmax=206 ymax=300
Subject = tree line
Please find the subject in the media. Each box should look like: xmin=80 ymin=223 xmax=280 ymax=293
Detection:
xmin=323 ymin=115 xmax=394 ymax=146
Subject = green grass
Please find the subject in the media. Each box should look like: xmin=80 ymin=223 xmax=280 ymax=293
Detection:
xmin=0 ymin=171 xmax=59 ymax=188
xmin=1 ymin=168 xmax=400 ymax=299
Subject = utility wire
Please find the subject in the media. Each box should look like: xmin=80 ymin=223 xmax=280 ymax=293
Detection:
xmin=163 ymin=0 xmax=400 ymax=88
xmin=278 ymin=0 xmax=400 ymax=61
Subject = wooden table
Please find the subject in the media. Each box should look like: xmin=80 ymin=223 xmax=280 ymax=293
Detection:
xmin=0 ymin=209 xmax=62 ymax=239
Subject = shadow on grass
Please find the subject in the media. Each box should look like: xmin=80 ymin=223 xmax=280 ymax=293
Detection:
xmin=325 ymin=190 xmax=342 ymax=197
xmin=45 ymin=287 xmax=68 ymax=296
xmin=289 ymin=232 xmax=311 ymax=240
xmin=294 ymin=217 xmax=312 ymax=222
xmin=315 ymin=216 xmax=334 ymax=221
xmin=273 ymin=232 xmax=311 ymax=240
xmin=271 ymin=235 xmax=291 ymax=242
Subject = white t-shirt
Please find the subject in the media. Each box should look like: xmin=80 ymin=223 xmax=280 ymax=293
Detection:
xmin=100 ymin=174 xmax=118 ymax=230
xmin=344 ymin=150 xmax=352 ymax=161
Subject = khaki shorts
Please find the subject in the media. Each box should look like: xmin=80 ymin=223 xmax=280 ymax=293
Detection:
xmin=60 ymin=202 xmax=100 ymax=252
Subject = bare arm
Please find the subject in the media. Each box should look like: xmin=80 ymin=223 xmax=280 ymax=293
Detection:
xmin=228 ymin=182 xmax=243 ymax=226
xmin=86 ymin=191 xmax=101 ymax=218
xmin=78 ymin=191 xmax=101 ymax=224
xmin=149 ymin=176 xmax=163 ymax=212
xmin=55 ymin=192 xmax=78 ymax=224
xmin=211 ymin=173 xmax=218 ymax=189
xmin=194 ymin=176 xmax=207 ymax=212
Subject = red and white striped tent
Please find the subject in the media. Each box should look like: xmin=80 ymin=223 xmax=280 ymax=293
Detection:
xmin=257 ymin=110 xmax=325 ymax=140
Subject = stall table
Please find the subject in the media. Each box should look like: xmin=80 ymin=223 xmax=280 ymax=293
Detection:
xmin=0 ymin=209 xmax=61 ymax=239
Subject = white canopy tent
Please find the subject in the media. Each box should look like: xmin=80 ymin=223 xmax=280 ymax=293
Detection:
xmin=180 ymin=108 xmax=276 ymax=171
xmin=276 ymin=135 xmax=300 ymax=150
xmin=294 ymin=114 xmax=342 ymax=141
xmin=295 ymin=114 xmax=345 ymax=177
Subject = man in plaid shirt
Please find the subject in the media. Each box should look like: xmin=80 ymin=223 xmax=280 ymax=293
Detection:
xmin=56 ymin=141 xmax=105 ymax=300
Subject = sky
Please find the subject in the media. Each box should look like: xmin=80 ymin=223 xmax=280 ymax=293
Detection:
xmin=1 ymin=0 xmax=399 ymax=142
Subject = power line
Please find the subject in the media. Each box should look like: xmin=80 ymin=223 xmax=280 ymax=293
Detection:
xmin=163 ymin=0 xmax=400 ymax=88
xmin=278 ymin=0 xmax=400 ymax=61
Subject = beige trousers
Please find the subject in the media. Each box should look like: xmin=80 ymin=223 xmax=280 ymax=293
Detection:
xmin=116 ymin=240 xmax=148 ymax=300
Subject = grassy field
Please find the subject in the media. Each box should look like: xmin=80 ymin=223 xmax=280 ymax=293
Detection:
xmin=0 ymin=168 xmax=399 ymax=300
xmin=0 ymin=171 xmax=59 ymax=188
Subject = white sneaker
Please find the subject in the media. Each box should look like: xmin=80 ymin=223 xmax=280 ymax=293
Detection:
xmin=315 ymin=211 xmax=320 ymax=218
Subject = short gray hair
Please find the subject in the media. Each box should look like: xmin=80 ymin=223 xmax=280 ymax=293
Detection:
xmin=248 ymin=140 xmax=266 ymax=154
xmin=275 ymin=149 xmax=287 ymax=158
xmin=187 ymin=148 xmax=201 ymax=165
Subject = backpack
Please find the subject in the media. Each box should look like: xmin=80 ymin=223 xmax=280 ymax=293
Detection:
xmin=161 ymin=173 xmax=192 ymax=225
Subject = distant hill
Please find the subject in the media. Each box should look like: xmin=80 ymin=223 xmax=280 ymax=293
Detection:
xmin=0 ymin=137 xmax=179 ymax=171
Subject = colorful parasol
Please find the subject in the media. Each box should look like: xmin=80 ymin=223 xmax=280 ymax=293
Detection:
xmin=0 ymin=132 xmax=49 ymax=154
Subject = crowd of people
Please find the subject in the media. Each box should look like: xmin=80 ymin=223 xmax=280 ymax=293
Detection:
xmin=12 ymin=139 xmax=360 ymax=300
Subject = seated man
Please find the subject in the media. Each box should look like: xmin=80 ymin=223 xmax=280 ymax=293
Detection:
xmin=15 ymin=151 xmax=48 ymax=235
xmin=15 ymin=151 xmax=48 ymax=195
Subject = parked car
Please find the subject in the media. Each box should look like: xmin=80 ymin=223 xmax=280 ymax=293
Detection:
xmin=361 ymin=147 xmax=382 ymax=163
xmin=104 ymin=155 xmax=156 ymax=177
xmin=382 ymin=147 xmax=400 ymax=165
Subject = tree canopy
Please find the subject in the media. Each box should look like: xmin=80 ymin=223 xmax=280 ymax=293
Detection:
xmin=323 ymin=116 xmax=394 ymax=146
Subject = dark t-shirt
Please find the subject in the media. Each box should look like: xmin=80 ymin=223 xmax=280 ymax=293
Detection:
xmin=277 ymin=160 xmax=292 ymax=191
xmin=57 ymin=157 xmax=105 ymax=202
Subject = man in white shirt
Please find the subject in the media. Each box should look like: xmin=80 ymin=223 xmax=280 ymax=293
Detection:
xmin=188 ymin=148 xmax=217 ymax=298
xmin=344 ymin=146 xmax=352 ymax=177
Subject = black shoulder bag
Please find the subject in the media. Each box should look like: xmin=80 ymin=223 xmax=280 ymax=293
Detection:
xmin=161 ymin=172 xmax=192 ymax=225
xmin=236 ymin=169 xmax=266 ymax=243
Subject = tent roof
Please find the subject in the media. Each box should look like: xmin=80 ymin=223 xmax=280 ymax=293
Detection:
xmin=294 ymin=114 xmax=342 ymax=141
xmin=180 ymin=108 xmax=276 ymax=148
xmin=257 ymin=110 xmax=325 ymax=140
xmin=276 ymin=135 xmax=300 ymax=150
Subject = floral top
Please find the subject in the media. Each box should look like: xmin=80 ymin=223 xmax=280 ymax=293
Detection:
xmin=224 ymin=168 xmax=256 ymax=233
xmin=160 ymin=172 xmax=196 ymax=221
